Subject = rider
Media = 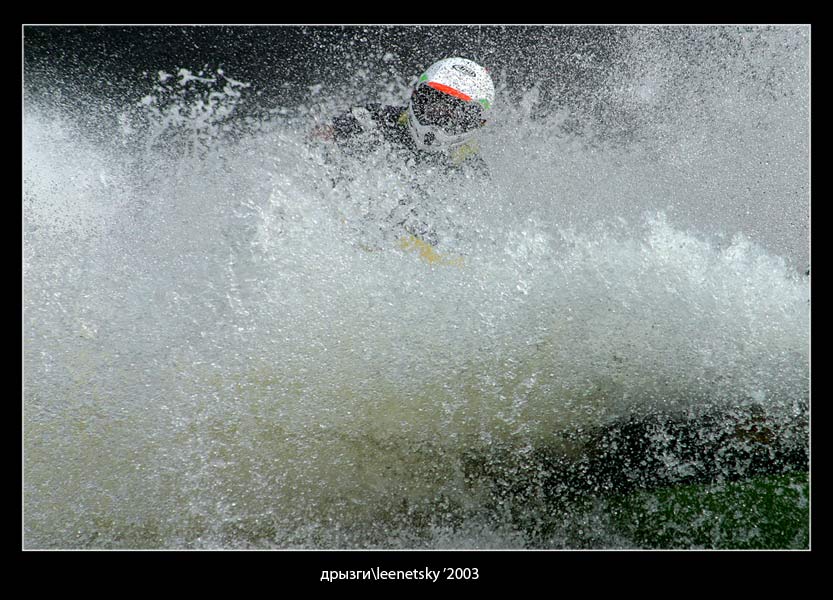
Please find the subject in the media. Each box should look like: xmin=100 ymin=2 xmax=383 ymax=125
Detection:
xmin=310 ymin=57 xmax=495 ymax=258
xmin=312 ymin=57 xmax=496 ymax=177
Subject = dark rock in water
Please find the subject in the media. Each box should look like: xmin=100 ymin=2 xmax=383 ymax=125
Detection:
xmin=463 ymin=401 xmax=808 ymax=512
xmin=581 ymin=405 xmax=806 ymax=491
xmin=450 ymin=401 xmax=808 ymax=546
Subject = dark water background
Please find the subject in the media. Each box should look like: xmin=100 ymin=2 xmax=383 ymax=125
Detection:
xmin=25 ymin=25 xmax=620 ymax=105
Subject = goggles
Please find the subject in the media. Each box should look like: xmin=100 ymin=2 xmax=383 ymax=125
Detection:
xmin=410 ymin=83 xmax=484 ymax=135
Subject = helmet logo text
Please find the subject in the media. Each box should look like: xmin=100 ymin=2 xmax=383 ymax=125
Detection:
xmin=452 ymin=64 xmax=477 ymax=77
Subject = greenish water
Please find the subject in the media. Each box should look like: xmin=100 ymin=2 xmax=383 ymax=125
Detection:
xmin=602 ymin=471 xmax=809 ymax=549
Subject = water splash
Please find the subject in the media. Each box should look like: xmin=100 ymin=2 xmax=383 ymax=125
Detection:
xmin=24 ymin=27 xmax=809 ymax=549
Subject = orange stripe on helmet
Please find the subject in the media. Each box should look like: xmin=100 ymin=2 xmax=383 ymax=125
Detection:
xmin=427 ymin=81 xmax=472 ymax=102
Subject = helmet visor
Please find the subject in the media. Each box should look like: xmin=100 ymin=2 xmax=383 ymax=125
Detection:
xmin=411 ymin=84 xmax=483 ymax=135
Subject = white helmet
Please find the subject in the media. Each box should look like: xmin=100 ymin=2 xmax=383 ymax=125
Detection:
xmin=407 ymin=57 xmax=495 ymax=152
